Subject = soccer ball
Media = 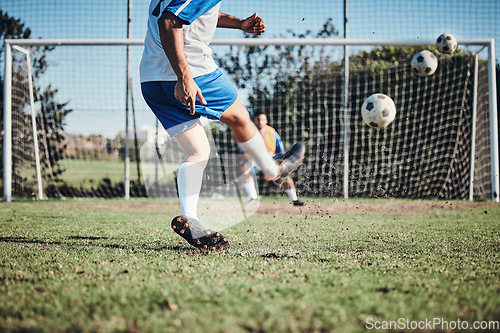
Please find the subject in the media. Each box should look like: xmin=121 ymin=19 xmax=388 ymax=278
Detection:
xmin=361 ymin=93 xmax=396 ymax=129
xmin=436 ymin=33 xmax=457 ymax=54
xmin=411 ymin=50 xmax=438 ymax=76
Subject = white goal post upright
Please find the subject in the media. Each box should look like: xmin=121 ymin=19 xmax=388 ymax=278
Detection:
xmin=3 ymin=38 xmax=499 ymax=202
xmin=343 ymin=0 xmax=350 ymax=200
xmin=4 ymin=43 xmax=45 ymax=201
xmin=487 ymin=40 xmax=499 ymax=202
xmin=3 ymin=42 xmax=12 ymax=202
xmin=469 ymin=54 xmax=480 ymax=201
xmin=10 ymin=45 xmax=44 ymax=200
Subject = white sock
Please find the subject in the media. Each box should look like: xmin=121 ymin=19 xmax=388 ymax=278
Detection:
xmin=243 ymin=181 xmax=259 ymax=200
xmin=177 ymin=161 xmax=204 ymax=220
xmin=237 ymin=131 xmax=279 ymax=180
xmin=286 ymin=188 xmax=298 ymax=201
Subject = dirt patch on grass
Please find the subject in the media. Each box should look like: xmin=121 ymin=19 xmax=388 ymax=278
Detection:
xmin=255 ymin=200 xmax=495 ymax=217
xmin=67 ymin=199 xmax=495 ymax=217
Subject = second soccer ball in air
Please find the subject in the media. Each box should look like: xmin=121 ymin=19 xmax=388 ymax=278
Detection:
xmin=436 ymin=33 xmax=457 ymax=54
xmin=411 ymin=50 xmax=438 ymax=76
xmin=361 ymin=93 xmax=396 ymax=129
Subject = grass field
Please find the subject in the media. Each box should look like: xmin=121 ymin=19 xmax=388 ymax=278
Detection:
xmin=57 ymin=159 xmax=139 ymax=187
xmin=57 ymin=159 xmax=178 ymax=189
xmin=0 ymin=197 xmax=499 ymax=332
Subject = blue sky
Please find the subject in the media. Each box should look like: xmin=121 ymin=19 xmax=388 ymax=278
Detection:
xmin=1 ymin=0 xmax=499 ymax=138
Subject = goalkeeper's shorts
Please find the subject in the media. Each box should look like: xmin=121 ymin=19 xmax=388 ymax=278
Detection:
xmin=141 ymin=68 xmax=238 ymax=137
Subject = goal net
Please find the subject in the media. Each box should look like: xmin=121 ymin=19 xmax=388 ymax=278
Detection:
xmin=3 ymin=38 xmax=498 ymax=202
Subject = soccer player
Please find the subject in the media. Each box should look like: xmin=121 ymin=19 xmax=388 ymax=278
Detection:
xmin=241 ymin=111 xmax=305 ymax=206
xmin=140 ymin=0 xmax=305 ymax=251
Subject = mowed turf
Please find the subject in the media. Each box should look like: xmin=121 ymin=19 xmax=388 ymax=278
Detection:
xmin=57 ymin=159 xmax=178 ymax=189
xmin=0 ymin=198 xmax=498 ymax=332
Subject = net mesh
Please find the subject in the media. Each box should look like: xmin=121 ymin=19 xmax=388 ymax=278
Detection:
xmin=228 ymin=45 xmax=492 ymax=200
xmin=1 ymin=0 xmax=498 ymax=200
xmin=1 ymin=0 xmax=499 ymax=42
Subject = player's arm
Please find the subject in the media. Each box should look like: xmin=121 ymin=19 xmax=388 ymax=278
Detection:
xmin=157 ymin=10 xmax=206 ymax=115
xmin=274 ymin=131 xmax=285 ymax=155
xmin=217 ymin=11 xmax=265 ymax=35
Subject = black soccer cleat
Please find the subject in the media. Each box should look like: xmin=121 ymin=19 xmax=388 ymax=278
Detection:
xmin=272 ymin=142 xmax=305 ymax=186
xmin=171 ymin=215 xmax=230 ymax=251
xmin=292 ymin=200 xmax=305 ymax=206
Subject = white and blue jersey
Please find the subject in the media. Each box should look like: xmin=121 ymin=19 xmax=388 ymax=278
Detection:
xmin=140 ymin=0 xmax=239 ymax=137
xmin=140 ymin=0 xmax=221 ymax=82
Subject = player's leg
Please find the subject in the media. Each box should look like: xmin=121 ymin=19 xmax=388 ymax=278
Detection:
xmin=171 ymin=123 xmax=230 ymax=250
xmin=240 ymin=156 xmax=259 ymax=200
xmin=283 ymin=176 xmax=305 ymax=206
xmin=141 ymin=81 xmax=208 ymax=220
xmin=141 ymin=80 xmax=229 ymax=250
xmin=220 ymin=98 xmax=280 ymax=180
xmin=172 ymin=125 xmax=230 ymax=250
xmin=243 ymin=177 xmax=259 ymax=200
xmin=173 ymin=121 xmax=210 ymax=220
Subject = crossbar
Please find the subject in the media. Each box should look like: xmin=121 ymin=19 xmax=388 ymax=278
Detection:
xmin=4 ymin=38 xmax=493 ymax=47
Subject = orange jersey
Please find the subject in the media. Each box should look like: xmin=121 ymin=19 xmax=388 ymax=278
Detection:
xmin=260 ymin=125 xmax=285 ymax=155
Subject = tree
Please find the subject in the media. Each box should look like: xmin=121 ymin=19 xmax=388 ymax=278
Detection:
xmin=0 ymin=10 xmax=71 ymax=197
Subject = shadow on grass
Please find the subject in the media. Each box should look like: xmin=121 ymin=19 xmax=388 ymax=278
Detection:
xmin=0 ymin=236 xmax=199 ymax=253
xmin=0 ymin=236 xmax=63 ymax=245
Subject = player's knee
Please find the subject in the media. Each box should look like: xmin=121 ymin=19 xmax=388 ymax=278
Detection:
xmin=185 ymin=147 xmax=210 ymax=168
xmin=228 ymin=114 xmax=250 ymax=128
xmin=198 ymin=149 xmax=210 ymax=167
xmin=220 ymin=106 xmax=251 ymax=128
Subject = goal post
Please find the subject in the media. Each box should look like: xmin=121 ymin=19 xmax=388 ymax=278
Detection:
xmin=3 ymin=42 xmax=12 ymax=202
xmin=9 ymin=45 xmax=44 ymax=200
xmin=2 ymin=38 xmax=498 ymax=202
xmin=487 ymin=39 xmax=499 ymax=202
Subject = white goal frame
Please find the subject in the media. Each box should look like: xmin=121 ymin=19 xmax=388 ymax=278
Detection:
xmin=3 ymin=38 xmax=499 ymax=202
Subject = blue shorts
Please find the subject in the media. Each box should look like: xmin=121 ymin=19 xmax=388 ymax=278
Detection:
xmin=141 ymin=69 xmax=238 ymax=137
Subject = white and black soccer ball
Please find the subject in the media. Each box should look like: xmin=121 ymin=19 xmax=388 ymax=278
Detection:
xmin=361 ymin=93 xmax=396 ymax=129
xmin=411 ymin=50 xmax=438 ymax=76
xmin=436 ymin=33 xmax=457 ymax=54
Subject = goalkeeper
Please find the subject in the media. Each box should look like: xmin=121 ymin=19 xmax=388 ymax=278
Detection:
xmin=241 ymin=111 xmax=305 ymax=206
xmin=139 ymin=0 xmax=305 ymax=251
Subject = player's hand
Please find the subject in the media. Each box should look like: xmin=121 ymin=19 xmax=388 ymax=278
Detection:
xmin=175 ymin=77 xmax=207 ymax=115
xmin=241 ymin=12 xmax=265 ymax=35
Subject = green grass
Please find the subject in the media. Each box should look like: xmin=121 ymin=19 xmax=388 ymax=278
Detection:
xmin=57 ymin=159 xmax=137 ymax=186
xmin=57 ymin=159 xmax=178 ymax=189
xmin=0 ymin=198 xmax=499 ymax=332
